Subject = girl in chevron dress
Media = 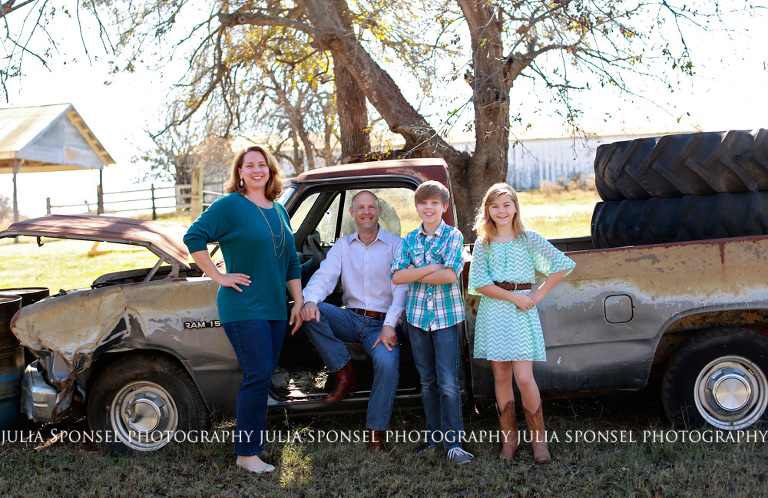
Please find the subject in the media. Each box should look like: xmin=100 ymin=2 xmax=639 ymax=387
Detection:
xmin=468 ymin=183 xmax=575 ymax=463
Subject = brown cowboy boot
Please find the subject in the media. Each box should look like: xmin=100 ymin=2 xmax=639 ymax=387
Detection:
xmin=523 ymin=402 xmax=551 ymax=463
xmin=368 ymin=429 xmax=387 ymax=453
xmin=497 ymin=401 xmax=522 ymax=459
xmin=324 ymin=360 xmax=358 ymax=403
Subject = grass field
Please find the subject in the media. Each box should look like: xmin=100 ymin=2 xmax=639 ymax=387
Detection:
xmin=0 ymin=239 xmax=161 ymax=292
xmin=0 ymin=188 xmax=600 ymax=291
xmin=519 ymin=188 xmax=599 ymax=240
xmin=3 ymin=393 xmax=767 ymax=496
xmin=3 ymin=186 xmax=766 ymax=496
xmin=0 ymin=211 xmax=191 ymax=291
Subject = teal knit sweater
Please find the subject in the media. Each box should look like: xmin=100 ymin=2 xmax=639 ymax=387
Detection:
xmin=184 ymin=192 xmax=301 ymax=324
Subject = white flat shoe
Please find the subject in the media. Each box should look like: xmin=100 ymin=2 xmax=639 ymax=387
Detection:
xmin=236 ymin=456 xmax=275 ymax=474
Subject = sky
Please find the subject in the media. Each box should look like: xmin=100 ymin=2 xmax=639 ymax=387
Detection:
xmin=1 ymin=1 xmax=767 ymax=219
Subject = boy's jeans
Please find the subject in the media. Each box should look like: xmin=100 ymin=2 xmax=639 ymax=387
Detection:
xmin=407 ymin=322 xmax=464 ymax=449
xmin=302 ymin=302 xmax=400 ymax=431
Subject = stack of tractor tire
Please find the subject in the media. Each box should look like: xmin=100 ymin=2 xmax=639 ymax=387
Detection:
xmin=591 ymin=128 xmax=768 ymax=248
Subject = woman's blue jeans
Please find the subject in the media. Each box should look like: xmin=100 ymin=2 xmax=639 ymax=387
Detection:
xmin=223 ymin=319 xmax=286 ymax=456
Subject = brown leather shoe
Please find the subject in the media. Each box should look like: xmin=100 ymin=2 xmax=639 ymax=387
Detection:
xmin=497 ymin=401 xmax=522 ymax=459
xmin=523 ymin=402 xmax=551 ymax=463
xmin=324 ymin=361 xmax=358 ymax=403
xmin=368 ymin=429 xmax=387 ymax=453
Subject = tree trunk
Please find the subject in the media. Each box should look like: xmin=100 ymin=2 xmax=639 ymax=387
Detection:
xmin=330 ymin=0 xmax=370 ymax=160
xmin=296 ymin=124 xmax=315 ymax=171
xmin=301 ymin=0 xmax=481 ymax=236
xmin=289 ymin=127 xmax=303 ymax=173
xmin=175 ymin=157 xmax=193 ymax=185
xmin=222 ymin=1 xmax=511 ymax=237
xmin=334 ymin=56 xmax=370 ymax=160
xmin=456 ymin=0 xmax=510 ymax=235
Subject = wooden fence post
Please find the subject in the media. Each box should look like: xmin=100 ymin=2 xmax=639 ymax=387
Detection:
xmin=190 ymin=167 xmax=203 ymax=221
xmin=97 ymin=185 xmax=104 ymax=214
xmin=151 ymin=184 xmax=157 ymax=220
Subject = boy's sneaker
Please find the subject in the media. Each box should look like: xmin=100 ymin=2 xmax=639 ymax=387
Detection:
xmin=414 ymin=441 xmax=438 ymax=456
xmin=447 ymin=447 xmax=474 ymax=465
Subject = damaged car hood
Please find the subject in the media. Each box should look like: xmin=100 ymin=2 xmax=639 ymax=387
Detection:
xmin=0 ymin=214 xmax=191 ymax=268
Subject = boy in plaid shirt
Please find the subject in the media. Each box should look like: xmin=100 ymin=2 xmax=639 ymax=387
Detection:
xmin=391 ymin=181 xmax=473 ymax=464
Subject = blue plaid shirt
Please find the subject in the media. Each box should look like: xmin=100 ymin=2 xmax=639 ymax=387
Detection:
xmin=391 ymin=220 xmax=465 ymax=331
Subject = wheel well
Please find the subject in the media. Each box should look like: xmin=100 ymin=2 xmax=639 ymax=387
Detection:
xmin=84 ymin=349 xmax=211 ymax=454
xmin=651 ymin=309 xmax=768 ymax=376
xmin=86 ymin=349 xmax=197 ymax=393
xmin=660 ymin=326 xmax=768 ymax=429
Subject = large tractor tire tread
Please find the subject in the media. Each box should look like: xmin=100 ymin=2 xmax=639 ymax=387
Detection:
xmin=594 ymin=129 xmax=768 ymax=200
xmin=591 ymin=191 xmax=768 ymax=248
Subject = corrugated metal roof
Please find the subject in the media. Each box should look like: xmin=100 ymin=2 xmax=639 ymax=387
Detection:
xmin=0 ymin=103 xmax=114 ymax=173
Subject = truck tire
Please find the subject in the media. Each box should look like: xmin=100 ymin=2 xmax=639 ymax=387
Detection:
xmin=86 ymin=354 xmax=210 ymax=455
xmin=591 ymin=191 xmax=768 ymax=248
xmin=662 ymin=328 xmax=768 ymax=430
xmin=594 ymin=129 xmax=768 ymax=200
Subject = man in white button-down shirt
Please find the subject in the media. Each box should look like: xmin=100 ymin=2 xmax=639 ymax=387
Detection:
xmin=300 ymin=190 xmax=407 ymax=452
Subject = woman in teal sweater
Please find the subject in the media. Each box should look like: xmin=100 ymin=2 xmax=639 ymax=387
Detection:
xmin=184 ymin=145 xmax=302 ymax=474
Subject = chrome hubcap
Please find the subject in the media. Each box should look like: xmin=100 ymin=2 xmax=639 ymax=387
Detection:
xmin=694 ymin=356 xmax=768 ymax=430
xmin=711 ymin=369 xmax=750 ymax=411
xmin=127 ymin=396 xmax=165 ymax=433
xmin=110 ymin=381 xmax=178 ymax=451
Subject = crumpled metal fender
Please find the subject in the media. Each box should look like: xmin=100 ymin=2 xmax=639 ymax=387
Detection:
xmin=11 ymin=278 xmax=220 ymax=418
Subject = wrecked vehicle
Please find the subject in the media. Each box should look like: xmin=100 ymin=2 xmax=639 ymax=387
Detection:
xmin=5 ymin=158 xmax=768 ymax=454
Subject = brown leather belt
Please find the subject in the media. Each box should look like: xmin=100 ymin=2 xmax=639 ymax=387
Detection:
xmin=493 ymin=281 xmax=532 ymax=291
xmin=349 ymin=308 xmax=386 ymax=320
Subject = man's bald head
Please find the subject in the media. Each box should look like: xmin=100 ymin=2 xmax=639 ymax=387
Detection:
xmin=350 ymin=190 xmax=382 ymax=233
xmin=351 ymin=190 xmax=380 ymax=210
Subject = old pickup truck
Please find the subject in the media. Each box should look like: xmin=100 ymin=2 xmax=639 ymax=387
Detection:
xmin=4 ymin=158 xmax=768 ymax=454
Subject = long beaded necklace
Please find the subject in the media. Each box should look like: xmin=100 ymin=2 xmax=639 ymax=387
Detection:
xmin=256 ymin=203 xmax=286 ymax=259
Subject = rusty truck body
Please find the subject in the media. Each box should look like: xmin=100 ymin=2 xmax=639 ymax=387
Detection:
xmin=4 ymin=158 xmax=768 ymax=454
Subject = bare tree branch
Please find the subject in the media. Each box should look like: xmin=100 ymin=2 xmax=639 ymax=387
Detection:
xmin=218 ymin=11 xmax=314 ymax=36
xmin=0 ymin=0 xmax=35 ymax=20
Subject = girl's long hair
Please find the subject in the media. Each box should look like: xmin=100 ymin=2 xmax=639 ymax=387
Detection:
xmin=473 ymin=183 xmax=525 ymax=246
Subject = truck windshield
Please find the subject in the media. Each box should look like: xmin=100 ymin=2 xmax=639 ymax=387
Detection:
xmin=278 ymin=186 xmax=295 ymax=205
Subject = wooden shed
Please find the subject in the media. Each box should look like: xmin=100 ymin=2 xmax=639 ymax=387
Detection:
xmin=0 ymin=103 xmax=114 ymax=221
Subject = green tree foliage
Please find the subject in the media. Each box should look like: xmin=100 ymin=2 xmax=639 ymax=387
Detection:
xmin=104 ymin=0 xmax=457 ymax=165
xmin=113 ymin=0 xmax=747 ymax=235
xmin=2 ymin=0 xmax=758 ymax=235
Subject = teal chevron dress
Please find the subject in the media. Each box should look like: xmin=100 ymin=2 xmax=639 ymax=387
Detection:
xmin=468 ymin=230 xmax=575 ymax=361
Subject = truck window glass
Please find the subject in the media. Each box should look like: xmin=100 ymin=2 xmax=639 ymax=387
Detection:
xmin=290 ymin=192 xmax=320 ymax=234
xmin=339 ymin=188 xmax=417 ymax=238
xmin=318 ymin=193 xmax=343 ymax=244
xmin=291 ymin=192 xmax=343 ymax=245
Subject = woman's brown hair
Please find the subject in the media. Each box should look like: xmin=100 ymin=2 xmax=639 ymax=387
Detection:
xmin=225 ymin=145 xmax=283 ymax=201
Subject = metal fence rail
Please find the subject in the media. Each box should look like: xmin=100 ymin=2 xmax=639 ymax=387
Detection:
xmin=46 ymin=183 xmax=223 ymax=220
